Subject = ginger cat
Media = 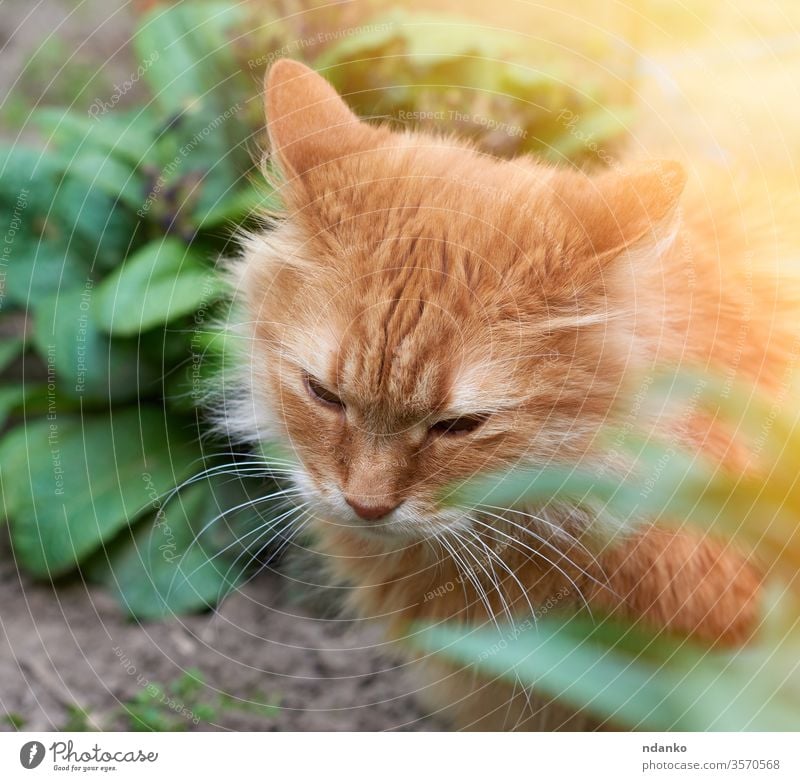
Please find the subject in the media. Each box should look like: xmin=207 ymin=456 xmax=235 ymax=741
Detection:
xmin=224 ymin=59 xmax=799 ymax=729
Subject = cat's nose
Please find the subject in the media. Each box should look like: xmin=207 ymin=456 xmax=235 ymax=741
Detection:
xmin=345 ymin=497 xmax=400 ymax=521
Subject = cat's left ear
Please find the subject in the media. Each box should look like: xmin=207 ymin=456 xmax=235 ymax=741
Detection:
xmin=575 ymin=160 xmax=687 ymax=263
xmin=264 ymin=59 xmax=382 ymax=179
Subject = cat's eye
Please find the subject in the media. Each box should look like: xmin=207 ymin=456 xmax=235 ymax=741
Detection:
xmin=429 ymin=413 xmax=489 ymax=437
xmin=304 ymin=373 xmax=345 ymax=409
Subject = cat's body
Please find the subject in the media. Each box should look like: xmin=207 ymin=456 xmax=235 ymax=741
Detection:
xmin=225 ymin=60 xmax=799 ymax=729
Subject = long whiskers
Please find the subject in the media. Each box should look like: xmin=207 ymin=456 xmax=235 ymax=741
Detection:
xmin=450 ymin=527 xmax=515 ymax=627
xmin=470 ymin=514 xmax=596 ymax=616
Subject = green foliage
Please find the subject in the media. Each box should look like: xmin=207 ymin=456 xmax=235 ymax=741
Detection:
xmin=44 ymin=668 xmax=279 ymax=732
xmin=317 ymin=8 xmax=634 ymax=162
xmin=419 ymin=370 xmax=800 ymax=729
xmin=3 ymin=713 xmax=26 ymax=730
xmin=119 ymin=668 xmax=279 ymax=731
xmin=0 ymin=2 xmax=282 ymax=618
xmin=60 ymin=705 xmax=94 ymax=732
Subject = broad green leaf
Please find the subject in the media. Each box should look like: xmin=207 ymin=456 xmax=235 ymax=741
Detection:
xmin=132 ymin=4 xmax=255 ymax=221
xmin=3 ymin=238 xmax=89 ymax=308
xmin=0 ymin=145 xmax=65 ymax=213
xmin=133 ymin=3 xmax=244 ymax=112
xmin=32 ymin=108 xmax=156 ymax=167
xmin=87 ymin=474 xmax=277 ymax=619
xmin=54 ymin=176 xmax=140 ymax=270
xmin=0 ymin=336 xmax=24 ymax=373
xmin=94 ymin=238 xmax=226 ymax=336
xmin=2 ymin=407 xmax=201 ymax=576
xmin=413 ymin=613 xmax=800 ymax=731
xmin=0 ymin=384 xmax=27 ymax=430
xmin=33 ymin=287 xmax=162 ymax=402
xmin=191 ymin=184 xmax=278 ymax=229
xmin=65 ymin=153 xmax=146 ymax=212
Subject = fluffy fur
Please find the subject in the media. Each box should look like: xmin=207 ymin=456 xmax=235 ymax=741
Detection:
xmin=222 ymin=59 xmax=800 ymax=729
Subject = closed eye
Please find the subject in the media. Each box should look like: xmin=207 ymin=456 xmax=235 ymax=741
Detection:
xmin=304 ymin=373 xmax=345 ymax=409
xmin=429 ymin=413 xmax=490 ymax=436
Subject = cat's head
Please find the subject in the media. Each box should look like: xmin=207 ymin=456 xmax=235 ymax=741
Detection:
xmin=228 ymin=59 xmax=685 ymax=541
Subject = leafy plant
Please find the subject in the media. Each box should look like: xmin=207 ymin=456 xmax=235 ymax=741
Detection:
xmin=316 ymin=8 xmax=635 ymax=163
xmin=0 ymin=2 xmax=285 ymax=618
xmin=415 ymin=369 xmax=800 ymax=729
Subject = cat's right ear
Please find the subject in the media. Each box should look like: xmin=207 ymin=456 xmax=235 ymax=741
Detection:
xmin=264 ymin=59 xmax=380 ymax=178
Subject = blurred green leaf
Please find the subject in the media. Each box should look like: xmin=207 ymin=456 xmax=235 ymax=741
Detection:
xmin=0 ymin=385 xmax=26 ymax=430
xmin=1 ymin=407 xmax=201 ymax=576
xmin=3 ymin=238 xmax=90 ymax=308
xmin=0 ymin=336 xmax=24 ymax=373
xmin=94 ymin=238 xmax=225 ymax=337
xmin=65 ymin=153 xmax=146 ymax=212
xmin=33 ymin=287 xmax=160 ymax=403
xmin=33 ymin=108 xmax=157 ymax=168
xmin=0 ymin=144 xmax=65 ymax=212
xmin=87 ymin=475 xmax=260 ymax=619
xmin=191 ymin=183 xmax=278 ymax=229
xmin=54 ymin=177 xmax=140 ymax=270
xmin=413 ymin=610 xmax=800 ymax=730
xmin=133 ymin=3 xmax=251 ymax=219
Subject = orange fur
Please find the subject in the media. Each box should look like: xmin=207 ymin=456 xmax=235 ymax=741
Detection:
xmin=228 ymin=60 xmax=799 ymax=729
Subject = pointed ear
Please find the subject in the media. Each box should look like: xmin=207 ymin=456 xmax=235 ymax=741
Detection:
xmin=264 ymin=59 xmax=380 ymax=177
xmin=577 ymin=160 xmax=687 ymax=262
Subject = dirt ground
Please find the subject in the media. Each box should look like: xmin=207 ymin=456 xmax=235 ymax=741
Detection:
xmin=0 ymin=533 xmax=440 ymax=731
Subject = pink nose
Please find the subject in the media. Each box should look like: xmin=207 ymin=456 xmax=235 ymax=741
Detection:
xmin=345 ymin=497 xmax=399 ymax=521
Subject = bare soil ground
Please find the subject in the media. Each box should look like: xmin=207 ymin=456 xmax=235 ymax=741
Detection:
xmin=0 ymin=534 xmax=439 ymax=731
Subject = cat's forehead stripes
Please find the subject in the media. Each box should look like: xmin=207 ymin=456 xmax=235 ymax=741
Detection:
xmin=333 ymin=296 xmax=454 ymax=424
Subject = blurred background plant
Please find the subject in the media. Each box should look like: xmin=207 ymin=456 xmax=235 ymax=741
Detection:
xmin=1 ymin=0 xmax=798 ymax=731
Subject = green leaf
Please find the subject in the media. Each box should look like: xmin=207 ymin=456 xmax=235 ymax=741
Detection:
xmin=88 ymin=474 xmax=277 ymax=619
xmin=33 ymin=286 xmax=161 ymax=402
xmin=2 ymin=407 xmax=201 ymax=577
xmin=54 ymin=176 xmax=140 ymax=271
xmin=191 ymin=183 xmax=278 ymax=229
xmin=0 ymin=336 xmax=24 ymax=373
xmin=0 ymin=384 xmax=31 ymax=430
xmin=413 ymin=612 xmax=800 ymax=731
xmin=65 ymin=153 xmax=146 ymax=212
xmin=94 ymin=238 xmax=226 ymax=337
xmin=133 ymin=4 xmax=254 ymax=220
xmin=0 ymin=144 xmax=65 ymax=213
xmin=133 ymin=3 xmax=242 ymax=112
xmin=3 ymin=237 xmax=89 ymax=309
xmin=33 ymin=108 xmax=157 ymax=167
